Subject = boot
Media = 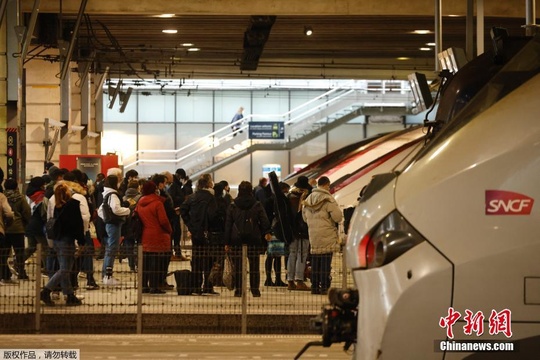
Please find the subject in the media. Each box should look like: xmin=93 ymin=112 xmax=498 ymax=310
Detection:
xmin=287 ymin=280 xmax=296 ymax=290
xmin=275 ymin=278 xmax=287 ymax=287
xmin=295 ymin=280 xmax=310 ymax=291
xmin=40 ymin=288 xmax=55 ymax=306
xmin=66 ymin=294 xmax=82 ymax=306
xmin=264 ymin=278 xmax=274 ymax=287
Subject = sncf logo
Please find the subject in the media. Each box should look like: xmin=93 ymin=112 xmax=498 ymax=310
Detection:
xmin=485 ymin=190 xmax=534 ymax=215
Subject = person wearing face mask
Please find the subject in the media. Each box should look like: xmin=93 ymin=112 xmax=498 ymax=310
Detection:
xmin=150 ymin=173 xmax=176 ymax=290
xmin=180 ymin=174 xmax=219 ymax=295
xmin=168 ymin=170 xmax=188 ymax=261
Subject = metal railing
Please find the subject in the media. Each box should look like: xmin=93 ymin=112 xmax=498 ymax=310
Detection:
xmin=121 ymin=83 xmax=412 ymax=177
xmin=0 ymin=243 xmax=354 ymax=334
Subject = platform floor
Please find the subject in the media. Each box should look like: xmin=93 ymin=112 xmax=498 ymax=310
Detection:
xmin=0 ymin=334 xmax=352 ymax=360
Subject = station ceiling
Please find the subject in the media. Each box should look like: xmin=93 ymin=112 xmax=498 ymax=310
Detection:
xmin=22 ymin=0 xmax=538 ymax=81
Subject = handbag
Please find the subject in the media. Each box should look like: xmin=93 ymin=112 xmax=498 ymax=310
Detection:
xmin=222 ymin=253 xmax=235 ymax=290
xmin=267 ymin=240 xmax=286 ymax=256
xmin=208 ymin=258 xmax=224 ymax=286
xmin=45 ymin=217 xmax=58 ymax=239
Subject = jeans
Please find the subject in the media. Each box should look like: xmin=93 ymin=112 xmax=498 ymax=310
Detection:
xmin=102 ymin=223 xmax=122 ymax=275
xmin=286 ymin=238 xmax=309 ymax=281
xmin=45 ymin=238 xmax=76 ymax=295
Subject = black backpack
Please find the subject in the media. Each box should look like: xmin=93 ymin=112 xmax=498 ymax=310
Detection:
xmin=236 ymin=205 xmax=256 ymax=243
xmin=288 ymin=192 xmax=309 ymax=239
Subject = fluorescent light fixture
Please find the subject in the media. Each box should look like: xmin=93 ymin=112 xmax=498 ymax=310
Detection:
xmin=187 ymin=47 xmax=200 ymax=52
xmin=46 ymin=118 xmax=66 ymax=128
xmin=181 ymin=43 xmax=194 ymax=47
xmin=420 ymin=47 xmax=432 ymax=51
xmin=413 ymin=30 xmax=431 ymax=34
xmin=426 ymin=42 xmax=436 ymax=46
xmin=162 ymin=29 xmax=178 ymax=34
xmin=157 ymin=14 xmax=175 ymax=18
xmin=397 ymin=57 xmax=410 ymax=60
xmin=87 ymin=131 xmax=100 ymax=138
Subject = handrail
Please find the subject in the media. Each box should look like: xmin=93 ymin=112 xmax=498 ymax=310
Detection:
xmin=123 ymin=83 xmax=358 ymax=169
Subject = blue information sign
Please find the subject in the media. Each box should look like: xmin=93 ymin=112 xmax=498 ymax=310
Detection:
xmin=248 ymin=121 xmax=285 ymax=140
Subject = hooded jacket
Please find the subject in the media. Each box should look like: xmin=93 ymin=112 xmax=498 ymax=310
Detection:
xmin=136 ymin=193 xmax=172 ymax=253
xmin=5 ymin=189 xmax=31 ymax=234
xmin=302 ymin=187 xmax=343 ymax=254
xmin=224 ymin=194 xmax=270 ymax=247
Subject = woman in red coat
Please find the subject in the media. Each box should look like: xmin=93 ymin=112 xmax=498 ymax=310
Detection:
xmin=135 ymin=181 xmax=172 ymax=294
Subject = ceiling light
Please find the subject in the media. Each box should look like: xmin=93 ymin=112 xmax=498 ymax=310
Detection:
xmin=413 ymin=30 xmax=431 ymax=34
xmin=397 ymin=57 xmax=410 ymax=60
xmin=304 ymin=26 xmax=313 ymax=36
xmin=420 ymin=47 xmax=432 ymax=51
xmin=188 ymin=47 xmax=200 ymax=52
xmin=182 ymin=43 xmax=194 ymax=47
xmin=426 ymin=42 xmax=436 ymax=46
xmin=157 ymin=14 xmax=175 ymax=18
xmin=162 ymin=29 xmax=178 ymax=34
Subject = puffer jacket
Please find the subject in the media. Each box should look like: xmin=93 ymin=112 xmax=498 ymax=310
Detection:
xmin=302 ymin=187 xmax=343 ymax=254
xmin=5 ymin=189 xmax=31 ymax=234
xmin=136 ymin=193 xmax=172 ymax=253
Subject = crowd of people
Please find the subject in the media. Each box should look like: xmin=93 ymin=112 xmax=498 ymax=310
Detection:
xmin=0 ymin=164 xmax=344 ymax=306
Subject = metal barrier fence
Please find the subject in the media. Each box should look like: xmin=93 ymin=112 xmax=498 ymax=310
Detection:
xmin=0 ymin=242 xmax=355 ymax=334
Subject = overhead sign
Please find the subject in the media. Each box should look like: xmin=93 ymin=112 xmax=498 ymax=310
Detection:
xmin=248 ymin=121 xmax=285 ymax=140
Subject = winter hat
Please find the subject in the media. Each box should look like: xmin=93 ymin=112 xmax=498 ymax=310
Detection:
xmin=175 ymin=168 xmax=187 ymax=178
xmin=26 ymin=176 xmax=46 ymax=196
xmin=142 ymin=181 xmax=157 ymax=196
xmin=294 ymin=176 xmax=312 ymax=190
xmin=47 ymin=165 xmax=59 ymax=176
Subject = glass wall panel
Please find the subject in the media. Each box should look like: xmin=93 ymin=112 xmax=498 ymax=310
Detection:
xmin=213 ymin=91 xmax=251 ymax=125
xmin=138 ymin=123 xmax=176 ymax=150
xmin=101 ymin=123 xmax=138 ymax=162
xmin=103 ymin=94 xmax=137 ymax=123
xmin=176 ymin=90 xmax=214 ymax=123
xmin=139 ymin=93 xmax=175 ymax=122
xmin=328 ymin=124 xmax=366 ymax=153
xmin=252 ymin=90 xmax=289 ymax=116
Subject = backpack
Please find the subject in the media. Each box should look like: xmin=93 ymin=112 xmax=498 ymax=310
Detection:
xmin=234 ymin=204 xmax=257 ymax=244
xmin=102 ymin=192 xmax=126 ymax=224
xmin=287 ymin=191 xmax=309 ymax=239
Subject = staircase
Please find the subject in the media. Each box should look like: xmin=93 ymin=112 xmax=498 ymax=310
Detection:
xmin=122 ymin=83 xmax=412 ymax=178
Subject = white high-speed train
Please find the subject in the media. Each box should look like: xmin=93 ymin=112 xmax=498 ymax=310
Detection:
xmin=335 ymin=33 xmax=540 ymax=359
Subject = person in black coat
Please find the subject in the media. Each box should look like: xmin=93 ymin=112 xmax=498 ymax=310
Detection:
xmin=40 ymin=183 xmax=85 ymax=306
xmin=224 ymin=181 xmax=272 ymax=297
xmin=180 ymin=174 xmax=218 ymax=295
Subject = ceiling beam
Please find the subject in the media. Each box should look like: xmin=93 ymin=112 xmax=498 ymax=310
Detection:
xmin=21 ymin=0 xmax=538 ymax=18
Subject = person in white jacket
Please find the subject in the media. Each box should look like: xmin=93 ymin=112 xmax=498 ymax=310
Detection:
xmin=97 ymin=174 xmax=130 ymax=285
xmin=302 ymin=176 xmax=343 ymax=295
